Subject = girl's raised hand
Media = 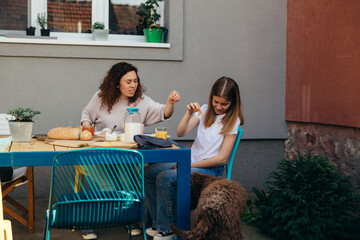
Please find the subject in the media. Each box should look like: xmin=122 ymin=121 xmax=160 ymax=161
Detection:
xmin=168 ymin=90 xmax=180 ymax=104
xmin=187 ymin=102 xmax=204 ymax=116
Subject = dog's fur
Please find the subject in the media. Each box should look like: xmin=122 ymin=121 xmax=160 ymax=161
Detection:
xmin=169 ymin=172 xmax=247 ymax=240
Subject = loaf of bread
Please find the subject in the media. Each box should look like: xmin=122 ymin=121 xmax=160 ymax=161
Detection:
xmin=47 ymin=127 xmax=82 ymax=140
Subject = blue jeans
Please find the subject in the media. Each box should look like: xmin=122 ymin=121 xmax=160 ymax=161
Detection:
xmin=144 ymin=163 xmax=224 ymax=233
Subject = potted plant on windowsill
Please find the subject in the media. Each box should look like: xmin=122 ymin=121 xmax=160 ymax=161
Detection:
xmin=37 ymin=12 xmax=50 ymax=36
xmin=7 ymin=107 xmax=41 ymax=142
xmin=137 ymin=0 xmax=167 ymax=43
xmin=25 ymin=26 xmax=36 ymax=36
xmin=91 ymin=22 xmax=110 ymax=41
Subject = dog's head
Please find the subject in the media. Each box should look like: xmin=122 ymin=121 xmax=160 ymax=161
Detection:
xmin=190 ymin=172 xmax=220 ymax=209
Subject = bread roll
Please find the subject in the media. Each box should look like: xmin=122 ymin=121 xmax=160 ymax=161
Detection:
xmin=47 ymin=127 xmax=82 ymax=140
xmin=80 ymin=130 xmax=93 ymax=141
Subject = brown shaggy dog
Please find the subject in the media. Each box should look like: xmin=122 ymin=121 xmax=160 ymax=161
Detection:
xmin=169 ymin=172 xmax=247 ymax=240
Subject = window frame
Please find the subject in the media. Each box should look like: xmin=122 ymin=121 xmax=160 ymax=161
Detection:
xmin=0 ymin=0 xmax=183 ymax=61
xmin=31 ymin=0 xmax=162 ymax=39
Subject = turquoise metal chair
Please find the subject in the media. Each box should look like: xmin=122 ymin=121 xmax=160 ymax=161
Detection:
xmin=226 ymin=127 xmax=244 ymax=180
xmin=43 ymin=148 xmax=147 ymax=240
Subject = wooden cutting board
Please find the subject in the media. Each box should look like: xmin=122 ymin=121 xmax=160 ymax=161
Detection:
xmin=45 ymin=139 xmax=94 ymax=148
xmin=45 ymin=139 xmax=137 ymax=149
xmin=88 ymin=141 xmax=137 ymax=148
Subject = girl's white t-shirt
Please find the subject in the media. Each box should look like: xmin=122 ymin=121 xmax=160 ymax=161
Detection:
xmin=191 ymin=104 xmax=240 ymax=163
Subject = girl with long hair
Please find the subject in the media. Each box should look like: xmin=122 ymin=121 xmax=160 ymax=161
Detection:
xmin=144 ymin=76 xmax=244 ymax=240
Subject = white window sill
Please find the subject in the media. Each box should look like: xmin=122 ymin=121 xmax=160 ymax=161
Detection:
xmin=0 ymin=33 xmax=180 ymax=60
xmin=0 ymin=33 xmax=171 ymax=49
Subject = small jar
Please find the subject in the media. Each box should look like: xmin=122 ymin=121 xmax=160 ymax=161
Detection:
xmin=82 ymin=126 xmax=95 ymax=136
xmin=123 ymin=108 xmax=141 ymax=142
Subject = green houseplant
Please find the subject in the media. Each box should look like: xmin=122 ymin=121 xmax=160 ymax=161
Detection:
xmin=243 ymin=151 xmax=360 ymax=240
xmin=91 ymin=22 xmax=110 ymax=41
xmin=37 ymin=12 xmax=50 ymax=36
xmin=7 ymin=107 xmax=41 ymax=142
xmin=137 ymin=0 xmax=167 ymax=43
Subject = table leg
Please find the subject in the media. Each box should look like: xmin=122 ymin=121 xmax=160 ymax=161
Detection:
xmin=27 ymin=166 xmax=34 ymax=233
xmin=176 ymin=151 xmax=191 ymax=238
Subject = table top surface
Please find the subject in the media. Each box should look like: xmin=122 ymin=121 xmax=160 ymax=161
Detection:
xmin=5 ymin=139 xmax=181 ymax=152
xmin=0 ymin=138 xmax=190 ymax=167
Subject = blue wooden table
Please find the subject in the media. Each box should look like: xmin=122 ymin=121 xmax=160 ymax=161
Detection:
xmin=0 ymin=139 xmax=191 ymax=239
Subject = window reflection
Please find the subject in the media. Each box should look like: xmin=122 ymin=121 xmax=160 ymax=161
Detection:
xmin=109 ymin=0 xmax=144 ymax=35
xmin=48 ymin=0 xmax=92 ymax=33
xmin=0 ymin=0 xmax=153 ymax=36
xmin=0 ymin=0 xmax=28 ymax=30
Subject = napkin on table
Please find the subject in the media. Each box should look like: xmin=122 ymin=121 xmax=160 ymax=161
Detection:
xmin=134 ymin=135 xmax=172 ymax=149
xmin=0 ymin=137 xmax=12 ymax=152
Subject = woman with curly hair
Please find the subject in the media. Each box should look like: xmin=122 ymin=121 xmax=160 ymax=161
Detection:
xmin=80 ymin=62 xmax=180 ymax=240
xmin=81 ymin=62 xmax=180 ymax=132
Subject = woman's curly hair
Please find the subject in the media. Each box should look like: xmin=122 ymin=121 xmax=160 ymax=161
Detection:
xmin=98 ymin=62 xmax=145 ymax=113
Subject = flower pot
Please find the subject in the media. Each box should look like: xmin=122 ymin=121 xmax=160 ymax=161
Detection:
xmin=8 ymin=121 xmax=34 ymax=142
xmin=144 ymin=24 xmax=165 ymax=43
xmin=26 ymin=27 xmax=36 ymax=36
xmin=92 ymin=29 xmax=110 ymax=41
xmin=41 ymin=29 xmax=51 ymax=36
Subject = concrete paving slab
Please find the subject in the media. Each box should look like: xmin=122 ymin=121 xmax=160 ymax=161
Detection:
xmin=7 ymin=198 xmax=271 ymax=240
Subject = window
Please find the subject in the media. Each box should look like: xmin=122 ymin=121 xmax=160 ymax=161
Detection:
xmin=46 ymin=0 xmax=161 ymax=37
xmin=109 ymin=0 xmax=142 ymax=35
xmin=1 ymin=0 xmax=163 ymax=37
xmin=108 ymin=0 xmax=163 ymax=35
xmin=0 ymin=0 xmax=183 ymax=61
xmin=47 ymin=0 xmax=155 ymax=35
xmin=48 ymin=0 xmax=92 ymax=33
xmin=0 ymin=0 xmax=28 ymax=31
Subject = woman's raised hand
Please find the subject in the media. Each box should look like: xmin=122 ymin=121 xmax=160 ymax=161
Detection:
xmin=81 ymin=120 xmax=92 ymax=128
xmin=187 ymin=102 xmax=204 ymax=116
xmin=164 ymin=90 xmax=180 ymax=119
xmin=168 ymin=90 xmax=180 ymax=104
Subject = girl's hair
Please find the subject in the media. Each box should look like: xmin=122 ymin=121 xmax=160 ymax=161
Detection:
xmin=204 ymin=76 xmax=244 ymax=134
xmin=98 ymin=62 xmax=145 ymax=113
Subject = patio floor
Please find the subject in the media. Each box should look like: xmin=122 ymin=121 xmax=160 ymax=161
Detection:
xmin=8 ymin=198 xmax=271 ymax=240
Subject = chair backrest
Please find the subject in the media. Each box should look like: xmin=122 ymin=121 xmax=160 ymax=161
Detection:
xmin=226 ymin=127 xmax=244 ymax=180
xmin=1 ymin=178 xmax=14 ymax=240
xmin=45 ymin=148 xmax=145 ymax=234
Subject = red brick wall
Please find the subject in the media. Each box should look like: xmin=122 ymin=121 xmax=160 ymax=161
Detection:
xmin=48 ymin=1 xmax=92 ymax=33
xmin=0 ymin=0 xmax=27 ymax=30
xmin=286 ymin=0 xmax=360 ymax=128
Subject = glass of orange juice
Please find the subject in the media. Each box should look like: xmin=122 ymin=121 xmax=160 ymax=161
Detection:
xmin=82 ymin=126 xmax=95 ymax=136
xmin=155 ymin=127 xmax=167 ymax=139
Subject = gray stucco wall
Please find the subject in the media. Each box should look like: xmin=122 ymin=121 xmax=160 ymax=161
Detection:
xmin=178 ymin=139 xmax=285 ymax=192
xmin=1 ymin=0 xmax=287 ymax=197
xmin=0 ymin=0 xmax=287 ymax=139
